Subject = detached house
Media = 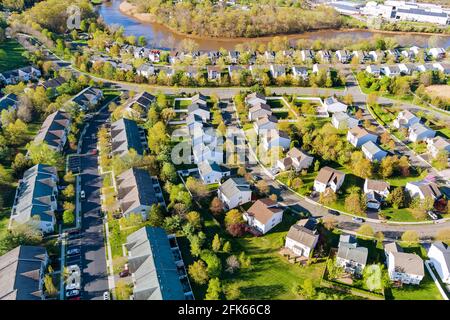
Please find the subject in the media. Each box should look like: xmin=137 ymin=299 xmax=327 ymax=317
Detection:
xmin=428 ymin=47 xmax=446 ymax=60
xmin=313 ymin=167 xmax=345 ymax=193
xmin=362 ymin=141 xmax=387 ymax=162
xmin=433 ymin=62 xmax=450 ymax=75
xmin=191 ymin=93 xmax=208 ymax=106
xmin=292 ymin=66 xmax=309 ymax=80
xmin=269 ymin=65 xmax=286 ymax=78
xmin=347 ymin=126 xmax=378 ymax=148
xmin=218 ymin=177 xmax=252 ymax=209
xmin=245 ymin=92 xmax=266 ymax=106
xmin=382 ymin=65 xmax=401 ymax=77
xmin=366 ymin=65 xmax=382 ymax=77
xmin=335 ymin=50 xmax=352 ymax=63
xmin=364 ymin=179 xmax=390 ymax=210
xmin=136 ymin=64 xmax=155 ymax=78
xmin=277 ymin=147 xmax=314 ymax=172
xmin=198 ymin=161 xmax=230 ymax=185
xmin=9 ymin=165 xmax=58 ymax=234
xmin=336 ymin=235 xmax=368 ymax=276
xmin=301 ymin=50 xmax=315 ymax=62
xmin=244 ymin=198 xmax=284 ymax=234
xmin=116 ymin=168 xmax=165 ymax=218
xmin=260 ymin=129 xmax=291 ymax=151
xmin=408 ymin=123 xmax=435 ymax=142
xmin=387 ymin=248 xmax=424 ymax=285
xmin=253 ymin=115 xmax=278 ymax=134
xmin=318 ymin=50 xmax=332 ymax=63
xmin=285 ymin=218 xmax=319 ymax=258
xmin=207 ymin=66 xmax=222 ymax=81
xmin=33 ymin=111 xmax=71 ymax=153
xmin=0 ymin=245 xmax=49 ymax=300
xmin=405 ymin=180 xmax=442 ymax=200
xmin=398 ymin=63 xmax=416 ymax=75
xmin=426 ymin=136 xmax=450 ymax=158
xmin=393 ymin=110 xmax=420 ymax=129
xmin=248 ymin=103 xmax=272 ymax=121
xmin=332 ymin=112 xmax=359 ymax=130
xmin=428 ymin=242 xmax=450 ymax=285
xmin=323 ymin=96 xmax=348 ymax=113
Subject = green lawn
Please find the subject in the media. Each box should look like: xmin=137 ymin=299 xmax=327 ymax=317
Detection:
xmin=389 ymin=269 xmax=443 ymax=300
xmin=0 ymin=40 xmax=29 ymax=72
xmin=174 ymin=99 xmax=191 ymax=110
xmin=380 ymin=207 xmax=420 ymax=222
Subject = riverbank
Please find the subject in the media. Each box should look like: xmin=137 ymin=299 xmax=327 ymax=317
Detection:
xmin=118 ymin=0 xmax=450 ymax=45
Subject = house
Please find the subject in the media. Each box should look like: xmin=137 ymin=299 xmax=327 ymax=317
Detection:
xmin=261 ymin=129 xmax=291 ymax=151
xmin=366 ymin=65 xmax=382 ymax=77
xmin=69 ymin=87 xmax=103 ymax=111
xmin=432 ymin=62 xmax=450 ymax=75
xmin=428 ymin=242 xmax=450 ymax=285
xmin=264 ymin=51 xmax=276 ymax=62
xmin=269 ymin=64 xmax=286 ymax=78
xmin=228 ymin=51 xmax=240 ymax=64
xmin=0 ymin=93 xmax=19 ymax=113
xmin=301 ymin=49 xmax=315 ymax=62
xmin=336 ymin=235 xmax=368 ymax=276
xmin=9 ymin=164 xmax=58 ymax=234
xmin=248 ymin=103 xmax=272 ymax=121
xmin=198 ymin=161 xmax=230 ymax=185
xmin=417 ymin=63 xmax=436 ymax=73
xmin=33 ymin=110 xmax=71 ymax=153
xmin=323 ymin=96 xmax=347 ymax=113
xmin=318 ymin=50 xmax=332 ymax=63
xmin=313 ymin=166 xmax=345 ymax=193
xmin=253 ymin=115 xmax=278 ymax=134
xmin=193 ymin=143 xmax=223 ymax=164
xmin=405 ymin=180 xmax=442 ymax=200
xmin=188 ymin=103 xmax=210 ymax=122
xmin=393 ymin=110 xmax=420 ymax=129
xmin=426 ymin=136 xmax=450 ymax=158
xmin=347 ymin=126 xmax=378 ymax=148
xmin=382 ymin=65 xmax=401 ymax=77
xmin=369 ymin=50 xmax=384 ymax=62
xmin=110 ymin=118 xmax=147 ymax=157
xmin=125 ymin=227 xmax=193 ymax=300
xmin=186 ymin=114 xmax=204 ymax=134
xmin=312 ymin=63 xmax=329 ymax=75
xmin=184 ymin=66 xmax=199 ymax=78
xmin=243 ymin=198 xmax=284 ymax=234
xmin=387 ymin=49 xmax=401 ymax=62
xmin=191 ymin=93 xmax=208 ymax=106
xmin=123 ymin=91 xmax=156 ymax=117
xmin=428 ymin=47 xmax=446 ymax=60
xmin=0 ymin=246 xmax=48 ymax=300
xmin=408 ymin=122 xmax=435 ymax=142
xmin=228 ymin=65 xmax=245 ymax=78
xmin=285 ymin=218 xmax=319 ymax=258
xmin=0 ymin=66 xmax=41 ymax=85
xmin=218 ymin=177 xmax=252 ymax=209
xmin=362 ymin=141 xmax=387 ymax=162
xmin=398 ymin=63 xmax=416 ymax=75
xmin=245 ymin=92 xmax=266 ymax=106
xmin=292 ymin=66 xmax=309 ymax=80
xmin=353 ymin=50 xmax=372 ymax=63
xmin=277 ymin=147 xmax=314 ymax=172
xmin=335 ymin=50 xmax=352 ymax=63
xmin=364 ymin=179 xmax=390 ymax=210
xmin=149 ymin=50 xmax=161 ymax=62
xmin=207 ymin=66 xmax=222 ymax=81
xmin=41 ymin=76 xmax=67 ymax=91
xmin=387 ymin=251 xmax=424 ymax=285
xmin=384 ymin=241 xmax=403 ymax=260
xmin=136 ymin=63 xmax=155 ymax=78
xmin=331 ymin=112 xmax=359 ymax=130
xmin=116 ymin=168 xmax=165 ymax=218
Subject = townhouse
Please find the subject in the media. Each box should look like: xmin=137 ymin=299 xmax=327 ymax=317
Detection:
xmin=9 ymin=164 xmax=58 ymax=234
xmin=123 ymin=91 xmax=156 ymax=118
xmin=382 ymin=65 xmax=401 ymax=77
xmin=68 ymin=87 xmax=103 ymax=111
xmin=218 ymin=177 xmax=252 ymax=209
xmin=33 ymin=110 xmax=71 ymax=152
xmin=243 ymin=198 xmax=284 ymax=234
xmin=136 ymin=64 xmax=155 ymax=78
xmin=0 ymin=66 xmax=41 ymax=85
xmin=313 ymin=166 xmax=345 ymax=193
xmin=269 ymin=65 xmax=286 ymax=78
xmin=365 ymin=65 xmax=382 ymax=77
xmin=245 ymin=92 xmax=266 ymax=106
xmin=116 ymin=168 xmax=165 ymax=218
xmin=428 ymin=47 xmax=446 ymax=60
xmin=291 ymin=66 xmax=309 ymax=80
xmin=285 ymin=218 xmax=319 ymax=258
xmin=335 ymin=50 xmax=352 ymax=64
xmin=110 ymin=118 xmax=148 ymax=157
xmin=248 ymin=102 xmax=272 ymax=121
xmin=207 ymin=65 xmax=222 ymax=81
xmin=253 ymin=115 xmax=278 ymax=134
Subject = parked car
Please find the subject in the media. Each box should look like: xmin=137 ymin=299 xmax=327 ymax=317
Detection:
xmin=352 ymin=217 xmax=365 ymax=223
xmin=66 ymin=289 xmax=80 ymax=298
xmin=68 ymin=296 xmax=81 ymax=300
xmin=67 ymin=248 xmax=81 ymax=256
xmin=90 ymin=149 xmax=97 ymax=155
xmin=119 ymin=264 xmax=130 ymax=278
xmin=80 ymin=190 xmax=86 ymax=199
xmin=103 ymin=291 xmax=110 ymax=300
xmin=427 ymin=210 xmax=439 ymax=220
xmin=329 ymin=210 xmax=340 ymax=216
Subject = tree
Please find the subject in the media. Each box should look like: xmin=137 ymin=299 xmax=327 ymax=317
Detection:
xmin=387 ymin=187 xmax=405 ymax=209
xmin=401 ymin=230 xmax=419 ymax=246
xmin=160 ymin=162 xmax=177 ymax=182
xmin=256 ymin=180 xmax=270 ymax=195
xmin=5 ymin=119 xmax=27 ymax=144
xmin=210 ymin=197 xmax=224 ymax=216
xmin=211 ymin=234 xmax=221 ymax=252
xmin=297 ymin=279 xmax=316 ymax=299
xmin=227 ymin=223 xmax=246 ymax=237
xmin=63 ymin=210 xmax=75 ymax=225
xmin=238 ymin=252 xmax=252 ymax=269
xmin=27 ymin=142 xmax=62 ymax=167
xmin=186 ymin=177 xmax=209 ymax=200
xmin=225 ymin=255 xmax=240 ymax=274
xmin=1 ymin=221 xmax=43 ymax=252
xmin=225 ymin=283 xmax=241 ymax=300
xmin=62 ymin=184 xmax=75 ymax=200
xmin=357 ymin=224 xmax=374 ymax=239
xmin=314 ymin=160 xmax=320 ymax=172
xmin=319 ymin=189 xmax=337 ymax=206
xmin=436 ymin=228 xmax=450 ymax=242
xmin=43 ymin=274 xmax=58 ymax=297
xmin=222 ymin=241 xmax=231 ymax=253
xmin=188 ymin=260 xmax=209 ymax=285
xmin=345 ymin=188 xmax=366 ymax=215
xmin=147 ymin=121 xmax=168 ymax=154
xmin=322 ymin=216 xmax=337 ymax=230
xmin=64 ymin=171 xmax=75 ymax=184
xmin=367 ymin=92 xmax=379 ymax=107
xmin=224 ymin=209 xmax=244 ymax=226
xmin=201 ymin=251 xmax=222 ymax=278
xmin=205 ymin=278 xmax=222 ymax=300
xmin=186 ymin=211 xmax=202 ymax=230
xmin=163 ymin=215 xmax=182 ymax=233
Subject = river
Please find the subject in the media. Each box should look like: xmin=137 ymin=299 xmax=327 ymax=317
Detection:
xmin=97 ymin=0 xmax=450 ymax=51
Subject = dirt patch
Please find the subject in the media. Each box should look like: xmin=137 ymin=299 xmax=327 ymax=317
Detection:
xmin=426 ymin=85 xmax=450 ymax=100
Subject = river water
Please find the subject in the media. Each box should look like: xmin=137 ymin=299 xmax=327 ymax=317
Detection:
xmin=97 ymin=0 xmax=450 ymax=51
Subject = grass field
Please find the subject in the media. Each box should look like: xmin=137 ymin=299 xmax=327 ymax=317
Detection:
xmin=0 ymin=40 xmax=29 ymax=73
xmin=389 ymin=269 xmax=443 ymax=300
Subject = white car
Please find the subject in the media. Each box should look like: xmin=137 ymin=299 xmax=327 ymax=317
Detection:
xmin=67 ymin=248 xmax=80 ymax=256
xmin=66 ymin=289 xmax=80 ymax=298
xmin=80 ymin=190 xmax=86 ymax=199
xmin=103 ymin=291 xmax=110 ymax=300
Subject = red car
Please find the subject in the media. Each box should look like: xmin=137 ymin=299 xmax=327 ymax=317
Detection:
xmin=119 ymin=269 xmax=130 ymax=278
xmin=68 ymin=296 xmax=81 ymax=300
xmin=90 ymin=149 xmax=97 ymax=155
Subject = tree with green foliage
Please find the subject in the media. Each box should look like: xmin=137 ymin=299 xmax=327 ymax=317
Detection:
xmin=225 ymin=283 xmax=241 ymax=300
xmin=401 ymin=230 xmax=419 ymax=246
xmin=27 ymin=142 xmax=62 ymax=167
xmin=63 ymin=210 xmax=75 ymax=225
xmin=188 ymin=260 xmax=209 ymax=285
xmin=205 ymin=278 xmax=222 ymax=300
xmin=357 ymin=224 xmax=374 ymax=240
xmin=212 ymin=234 xmax=221 ymax=252
xmin=387 ymin=187 xmax=406 ymax=209
xmin=224 ymin=209 xmax=244 ymax=227
xmin=186 ymin=211 xmax=202 ymax=230
xmin=43 ymin=274 xmax=58 ymax=297
xmin=222 ymin=241 xmax=231 ymax=253
xmin=201 ymin=251 xmax=222 ymax=278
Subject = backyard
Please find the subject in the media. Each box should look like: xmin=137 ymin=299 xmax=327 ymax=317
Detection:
xmin=0 ymin=40 xmax=29 ymax=72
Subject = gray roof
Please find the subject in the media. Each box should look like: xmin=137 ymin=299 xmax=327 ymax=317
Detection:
xmin=384 ymin=242 xmax=403 ymax=255
xmin=198 ymin=161 xmax=223 ymax=177
xmin=34 ymin=110 xmax=71 ymax=149
xmin=337 ymin=243 xmax=368 ymax=265
xmin=0 ymin=93 xmax=19 ymax=112
xmin=0 ymin=245 xmax=47 ymax=300
xmin=70 ymin=87 xmax=102 ymax=109
xmin=409 ymin=122 xmax=435 ymax=136
xmin=390 ymin=252 xmax=424 ymax=276
xmin=286 ymin=218 xmax=319 ymax=248
xmin=110 ymin=118 xmax=146 ymax=157
xmin=188 ymin=103 xmax=209 ymax=114
xmin=219 ymin=177 xmax=250 ymax=199
xmin=10 ymin=164 xmax=58 ymax=225
xmin=116 ymin=168 xmax=159 ymax=216
xmin=126 ymin=227 xmax=187 ymax=300
xmin=362 ymin=141 xmax=386 ymax=157
xmin=127 ymin=91 xmax=155 ymax=111
xmin=397 ymin=8 xmax=448 ymax=18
